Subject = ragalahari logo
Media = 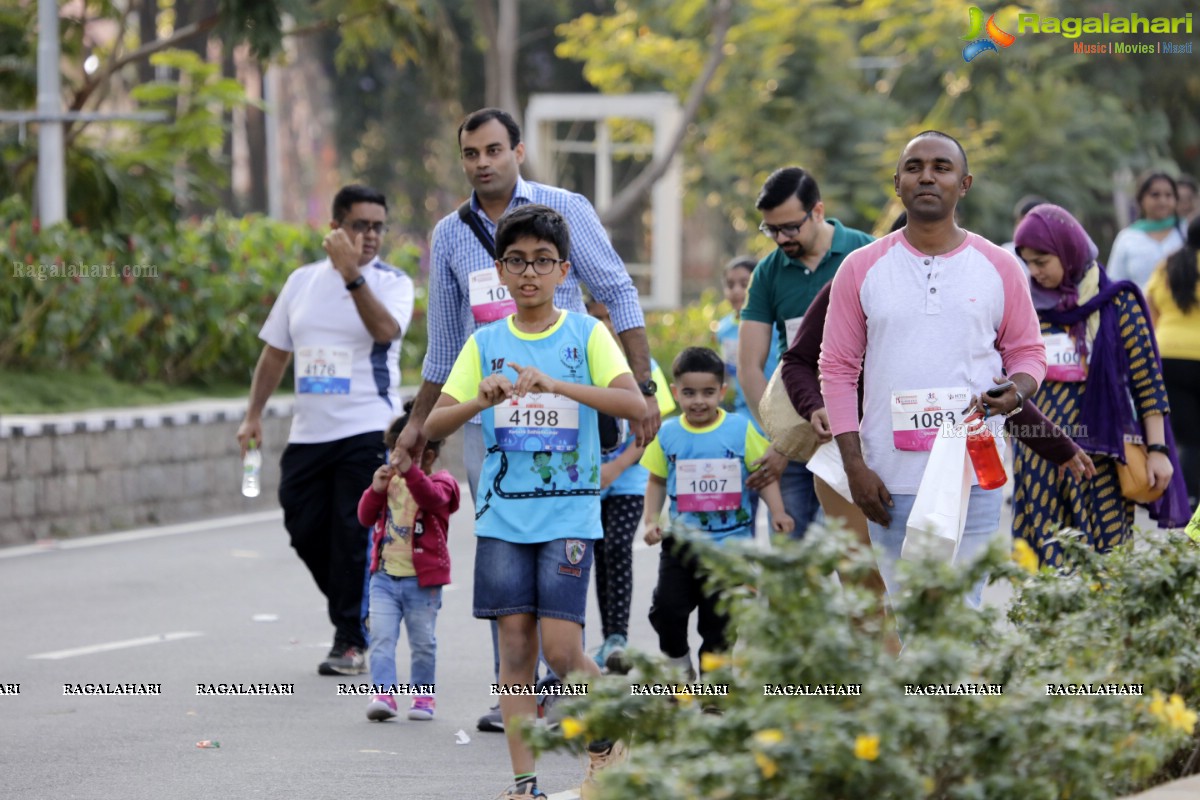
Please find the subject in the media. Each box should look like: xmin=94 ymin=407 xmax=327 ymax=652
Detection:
xmin=962 ymin=6 xmax=1016 ymax=61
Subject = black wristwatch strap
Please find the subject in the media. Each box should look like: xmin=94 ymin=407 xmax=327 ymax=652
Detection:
xmin=346 ymin=275 xmax=366 ymax=291
xmin=1147 ymin=443 xmax=1169 ymax=455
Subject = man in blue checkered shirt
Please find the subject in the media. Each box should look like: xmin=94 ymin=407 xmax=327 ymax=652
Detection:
xmin=400 ymin=108 xmax=660 ymax=462
xmin=395 ymin=108 xmax=660 ymax=733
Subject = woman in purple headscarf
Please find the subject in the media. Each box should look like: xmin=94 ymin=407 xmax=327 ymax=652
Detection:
xmin=1011 ymin=204 xmax=1190 ymax=567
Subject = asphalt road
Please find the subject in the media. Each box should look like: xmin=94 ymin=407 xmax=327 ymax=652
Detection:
xmin=0 ymin=474 xmax=1060 ymax=800
xmin=0 ymin=492 xmax=667 ymax=800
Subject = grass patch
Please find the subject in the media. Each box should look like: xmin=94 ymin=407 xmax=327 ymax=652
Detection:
xmin=0 ymin=367 xmax=255 ymax=414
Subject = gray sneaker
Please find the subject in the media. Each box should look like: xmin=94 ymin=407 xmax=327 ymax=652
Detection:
xmin=321 ymin=645 xmax=366 ymax=676
xmin=477 ymin=704 xmax=504 ymax=732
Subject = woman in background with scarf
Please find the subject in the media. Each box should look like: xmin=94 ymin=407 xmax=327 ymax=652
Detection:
xmin=1108 ymin=172 xmax=1185 ymax=292
xmin=1011 ymin=204 xmax=1190 ymax=568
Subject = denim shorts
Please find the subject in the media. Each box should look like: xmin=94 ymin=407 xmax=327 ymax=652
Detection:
xmin=473 ymin=536 xmax=596 ymax=625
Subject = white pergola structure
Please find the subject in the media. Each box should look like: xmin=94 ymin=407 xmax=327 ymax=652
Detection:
xmin=525 ymin=93 xmax=682 ymax=310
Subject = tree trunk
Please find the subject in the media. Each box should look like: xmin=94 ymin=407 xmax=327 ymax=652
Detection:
xmin=219 ymin=42 xmax=237 ymax=211
xmin=476 ymin=0 xmax=519 ymax=123
xmin=599 ymin=0 xmax=732 ymax=228
xmin=245 ymin=68 xmax=268 ymax=214
xmin=495 ymin=0 xmax=518 ymax=121
xmin=136 ymin=0 xmax=157 ymax=85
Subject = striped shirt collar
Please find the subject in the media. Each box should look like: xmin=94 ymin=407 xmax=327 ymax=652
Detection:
xmin=468 ymin=176 xmax=534 ymax=219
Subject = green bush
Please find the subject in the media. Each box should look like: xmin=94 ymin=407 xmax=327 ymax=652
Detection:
xmin=644 ymin=289 xmax=730 ymax=373
xmin=2 ymin=197 xmax=425 ymax=387
xmin=529 ymin=524 xmax=1200 ymax=799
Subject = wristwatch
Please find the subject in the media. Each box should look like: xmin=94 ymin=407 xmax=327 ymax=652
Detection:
xmin=345 ymin=275 xmax=366 ymax=291
xmin=638 ymin=379 xmax=657 ymax=397
xmin=1147 ymin=443 xmax=1169 ymax=455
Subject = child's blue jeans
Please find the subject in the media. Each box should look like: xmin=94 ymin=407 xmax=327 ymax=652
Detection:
xmin=367 ymin=572 xmax=441 ymax=691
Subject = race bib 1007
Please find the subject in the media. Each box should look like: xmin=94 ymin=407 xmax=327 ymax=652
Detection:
xmin=296 ymin=346 xmax=352 ymax=394
xmin=675 ymin=458 xmax=742 ymax=512
xmin=469 ymin=270 xmax=517 ymax=324
xmin=890 ymin=386 xmax=970 ymax=451
xmin=494 ymin=393 xmax=580 ymax=452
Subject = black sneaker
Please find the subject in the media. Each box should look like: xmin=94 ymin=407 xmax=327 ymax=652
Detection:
xmin=317 ymin=643 xmax=342 ymax=676
xmin=318 ymin=644 xmax=366 ymax=676
xmin=477 ymin=703 xmax=504 ymax=732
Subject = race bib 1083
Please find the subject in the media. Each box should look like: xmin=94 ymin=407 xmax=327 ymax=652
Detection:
xmin=890 ymin=386 xmax=970 ymax=451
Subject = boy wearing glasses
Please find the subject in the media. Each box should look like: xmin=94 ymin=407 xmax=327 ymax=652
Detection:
xmin=425 ymin=205 xmax=644 ymax=800
xmin=238 ymin=184 xmax=415 ymax=676
xmin=736 ymin=167 xmax=873 ymax=538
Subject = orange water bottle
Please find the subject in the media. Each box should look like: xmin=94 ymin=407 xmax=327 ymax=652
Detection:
xmin=965 ymin=414 xmax=1006 ymax=490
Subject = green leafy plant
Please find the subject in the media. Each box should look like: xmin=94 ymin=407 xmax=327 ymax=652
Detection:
xmin=2 ymin=197 xmax=425 ymax=390
xmin=529 ymin=523 xmax=1200 ymax=799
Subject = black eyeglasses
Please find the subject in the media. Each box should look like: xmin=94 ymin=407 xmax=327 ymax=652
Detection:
xmin=500 ymin=256 xmax=564 ymax=275
xmin=347 ymin=220 xmax=387 ymax=235
xmin=758 ymin=209 xmax=813 ymax=239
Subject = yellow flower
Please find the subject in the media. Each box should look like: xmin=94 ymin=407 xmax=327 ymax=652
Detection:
xmin=560 ymin=717 xmax=586 ymax=739
xmin=1165 ymin=694 xmax=1198 ymax=734
xmin=1149 ymin=690 xmax=1167 ymax=720
xmin=753 ymin=751 xmax=778 ymax=779
xmin=854 ymin=733 xmax=880 ymax=761
xmin=1012 ymin=539 xmax=1039 ymax=574
xmin=700 ymin=652 xmax=729 ymax=673
xmin=753 ymin=729 xmax=785 ymax=746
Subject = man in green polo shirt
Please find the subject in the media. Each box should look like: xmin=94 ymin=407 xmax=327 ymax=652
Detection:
xmin=737 ymin=166 xmax=874 ymax=537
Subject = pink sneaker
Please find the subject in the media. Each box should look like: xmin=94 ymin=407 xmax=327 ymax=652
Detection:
xmin=366 ymin=694 xmax=397 ymax=721
xmin=408 ymin=695 xmax=435 ymax=721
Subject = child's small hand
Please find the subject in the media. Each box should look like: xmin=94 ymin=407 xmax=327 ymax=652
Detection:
xmin=390 ymin=445 xmax=413 ymax=474
xmin=478 ymin=374 xmax=514 ymax=407
xmin=507 ymin=362 xmax=558 ymax=397
xmin=772 ymin=513 xmax=795 ymax=536
xmin=371 ymin=464 xmax=392 ymax=493
xmin=643 ymin=524 xmax=663 ymax=546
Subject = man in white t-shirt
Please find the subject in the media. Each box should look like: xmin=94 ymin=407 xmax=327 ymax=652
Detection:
xmin=237 ymin=185 xmax=415 ymax=675
xmin=820 ymin=132 xmax=1046 ymax=608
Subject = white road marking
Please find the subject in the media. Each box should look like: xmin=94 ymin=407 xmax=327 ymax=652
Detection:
xmin=29 ymin=631 xmax=204 ymax=660
xmin=0 ymin=510 xmax=284 ymax=560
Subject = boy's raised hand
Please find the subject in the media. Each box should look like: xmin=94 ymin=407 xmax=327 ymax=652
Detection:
xmin=643 ymin=523 xmax=663 ymax=546
xmin=477 ymin=374 xmax=515 ymax=408
xmin=507 ymin=362 xmax=558 ymax=397
xmin=772 ymin=513 xmax=796 ymax=536
xmin=371 ymin=464 xmax=393 ymax=493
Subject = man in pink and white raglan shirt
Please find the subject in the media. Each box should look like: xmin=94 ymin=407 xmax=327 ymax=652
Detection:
xmin=819 ymin=131 xmax=1046 ymax=607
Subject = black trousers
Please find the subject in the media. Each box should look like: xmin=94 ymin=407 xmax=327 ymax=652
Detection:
xmin=594 ymin=494 xmax=643 ymax=639
xmin=1163 ymin=357 xmax=1200 ymax=504
xmin=647 ymin=538 xmax=731 ymax=661
xmin=278 ymin=431 xmax=385 ymax=649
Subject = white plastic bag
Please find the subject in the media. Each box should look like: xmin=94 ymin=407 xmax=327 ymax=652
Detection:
xmin=901 ymin=421 xmax=972 ymax=563
xmin=807 ymin=441 xmax=853 ymax=504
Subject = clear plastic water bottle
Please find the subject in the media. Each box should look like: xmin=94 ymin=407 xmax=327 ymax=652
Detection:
xmin=242 ymin=440 xmax=262 ymax=498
